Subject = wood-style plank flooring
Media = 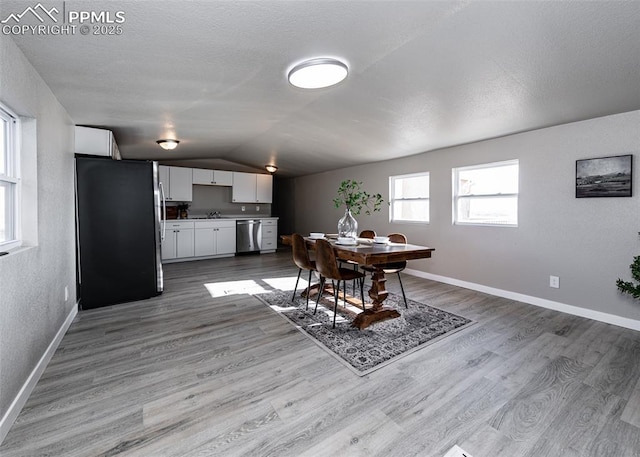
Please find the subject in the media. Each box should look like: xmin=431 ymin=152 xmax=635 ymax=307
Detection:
xmin=2 ymin=250 xmax=640 ymax=456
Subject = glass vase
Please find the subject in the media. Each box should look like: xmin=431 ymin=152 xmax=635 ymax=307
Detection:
xmin=337 ymin=208 xmax=358 ymax=238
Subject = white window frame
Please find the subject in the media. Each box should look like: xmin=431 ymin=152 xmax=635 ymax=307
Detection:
xmin=389 ymin=171 xmax=430 ymax=224
xmin=0 ymin=102 xmax=21 ymax=251
xmin=452 ymin=159 xmax=519 ymax=227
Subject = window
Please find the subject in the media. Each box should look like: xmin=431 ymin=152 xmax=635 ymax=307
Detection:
xmin=0 ymin=103 xmax=20 ymax=249
xmin=389 ymin=172 xmax=429 ymax=223
xmin=453 ymin=159 xmax=519 ymax=226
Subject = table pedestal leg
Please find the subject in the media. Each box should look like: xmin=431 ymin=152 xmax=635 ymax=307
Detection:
xmin=351 ymin=269 xmax=400 ymax=329
xmin=301 ymin=282 xmax=322 ymax=299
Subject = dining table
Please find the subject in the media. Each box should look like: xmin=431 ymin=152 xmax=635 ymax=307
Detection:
xmin=281 ymin=234 xmax=435 ymax=329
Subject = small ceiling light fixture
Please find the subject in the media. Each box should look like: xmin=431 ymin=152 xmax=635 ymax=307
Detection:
xmin=265 ymin=164 xmax=278 ymax=173
xmin=156 ymin=139 xmax=180 ymax=150
xmin=288 ymin=57 xmax=348 ymax=89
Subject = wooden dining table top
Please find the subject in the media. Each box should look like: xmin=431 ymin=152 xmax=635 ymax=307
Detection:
xmin=280 ymin=234 xmax=435 ymax=266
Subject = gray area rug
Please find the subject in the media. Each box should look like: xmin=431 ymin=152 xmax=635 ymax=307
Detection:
xmin=255 ymin=289 xmax=474 ymax=376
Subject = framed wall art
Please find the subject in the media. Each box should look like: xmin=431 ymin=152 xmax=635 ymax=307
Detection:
xmin=576 ymin=154 xmax=632 ymax=198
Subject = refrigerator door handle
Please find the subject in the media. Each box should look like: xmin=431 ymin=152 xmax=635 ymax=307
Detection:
xmin=159 ymin=181 xmax=166 ymax=241
xmin=74 ymin=160 xmax=82 ymax=286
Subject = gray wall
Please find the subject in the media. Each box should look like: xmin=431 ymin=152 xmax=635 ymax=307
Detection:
xmin=292 ymin=111 xmax=640 ymax=323
xmin=0 ymin=35 xmax=76 ymax=424
xmin=185 ymin=184 xmax=271 ymax=217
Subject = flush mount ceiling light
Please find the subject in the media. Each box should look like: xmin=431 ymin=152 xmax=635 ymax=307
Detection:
xmin=265 ymin=164 xmax=278 ymax=173
xmin=156 ymin=139 xmax=180 ymax=150
xmin=288 ymin=58 xmax=348 ymax=89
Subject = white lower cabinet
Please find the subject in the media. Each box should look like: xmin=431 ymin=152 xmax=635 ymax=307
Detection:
xmin=216 ymin=225 xmax=236 ymax=255
xmin=194 ymin=221 xmax=236 ymax=257
xmin=162 ymin=221 xmax=195 ymax=260
xmin=260 ymin=219 xmax=278 ymax=252
xmin=194 ymin=228 xmax=215 ymax=257
xmin=176 ymin=229 xmax=195 ymax=258
xmin=163 ymin=218 xmax=275 ymax=262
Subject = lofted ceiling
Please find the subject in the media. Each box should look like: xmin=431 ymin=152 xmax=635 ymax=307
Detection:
xmin=2 ymin=0 xmax=639 ymax=177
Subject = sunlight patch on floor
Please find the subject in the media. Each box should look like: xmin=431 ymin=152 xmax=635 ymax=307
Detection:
xmin=204 ymin=280 xmax=270 ymax=297
xmin=443 ymin=445 xmax=473 ymax=457
xmin=261 ymin=276 xmax=303 ymax=292
xmin=314 ymin=304 xmax=350 ymax=324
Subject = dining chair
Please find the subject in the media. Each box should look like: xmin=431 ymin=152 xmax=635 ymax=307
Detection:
xmin=340 ymin=230 xmax=376 ymax=295
xmin=291 ymin=233 xmax=317 ymax=310
xmin=359 ymin=230 xmax=376 ymax=239
xmin=314 ymin=239 xmax=366 ymax=328
xmin=362 ymin=233 xmax=409 ymax=308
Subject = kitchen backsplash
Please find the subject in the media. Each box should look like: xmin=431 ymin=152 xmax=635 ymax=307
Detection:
xmin=167 ymin=184 xmax=271 ymax=217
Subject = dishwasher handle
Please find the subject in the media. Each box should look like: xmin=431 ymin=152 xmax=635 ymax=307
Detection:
xmin=236 ymin=220 xmax=261 ymax=225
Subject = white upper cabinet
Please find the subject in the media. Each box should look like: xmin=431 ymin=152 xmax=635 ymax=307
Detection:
xmin=75 ymin=126 xmax=121 ymax=159
xmin=232 ymin=172 xmax=256 ymax=203
xmin=232 ymin=172 xmax=272 ymax=203
xmin=256 ymin=174 xmax=273 ymax=203
xmin=159 ymin=165 xmax=193 ymax=201
xmin=192 ymin=168 xmax=233 ymax=186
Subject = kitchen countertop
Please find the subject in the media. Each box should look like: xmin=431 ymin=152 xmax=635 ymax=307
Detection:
xmin=164 ymin=216 xmax=279 ymax=221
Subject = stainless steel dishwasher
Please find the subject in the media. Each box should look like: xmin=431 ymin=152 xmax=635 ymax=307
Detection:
xmin=236 ymin=219 xmax=262 ymax=253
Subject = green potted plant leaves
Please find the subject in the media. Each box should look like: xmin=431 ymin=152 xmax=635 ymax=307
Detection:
xmin=333 ymin=180 xmax=384 ymax=238
xmin=617 ymin=255 xmax=640 ymax=299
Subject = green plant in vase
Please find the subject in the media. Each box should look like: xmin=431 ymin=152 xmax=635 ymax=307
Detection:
xmin=333 ymin=180 xmax=384 ymax=238
xmin=617 ymin=255 xmax=640 ymax=299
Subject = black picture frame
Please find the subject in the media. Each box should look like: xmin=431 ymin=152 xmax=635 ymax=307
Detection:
xmin=576 ymin=154 xmax=632 ymax=198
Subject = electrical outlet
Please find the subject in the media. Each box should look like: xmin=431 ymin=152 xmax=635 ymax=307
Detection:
xmin=64 ymin=286 xmax=69 ymax=302
xmin=256 ymin=205 xmax=260 ymax=211
xmin=241 ymin=206 xmax=245 ymax=212
xmin=550 ymin=275 xmax=560 ymax=288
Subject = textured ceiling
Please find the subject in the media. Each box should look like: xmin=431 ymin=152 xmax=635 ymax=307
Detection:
xmin=2 ymin=0 xmax=639 ymax=177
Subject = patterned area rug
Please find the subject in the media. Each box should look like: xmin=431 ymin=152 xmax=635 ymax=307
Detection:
xmin=255 ymin=289 xmax=474 ymax=376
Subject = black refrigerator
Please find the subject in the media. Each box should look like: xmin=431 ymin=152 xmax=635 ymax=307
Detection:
xmin=75 ymin=156 xmax=164 ymax=309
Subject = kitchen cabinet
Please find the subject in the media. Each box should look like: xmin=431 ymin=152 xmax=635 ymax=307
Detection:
xmin=162 ymin=221 xmax=195 ymax=260
xmin=159 ymin=165 xmax=192 ymax=201
xmin=192 ymin=168 xmax=233 ymax=186
xmin=194 ymin=220 xmax=236 ymax=257
xmin=256 ymin=174 xmax=273 ymax=203
xmin=232 ymin=172 xmax=273 ymax=203
xmin=260 ymin=218 xmax=278 ymax=252
xmin=75 ymin=126 xmax=121 ymax=160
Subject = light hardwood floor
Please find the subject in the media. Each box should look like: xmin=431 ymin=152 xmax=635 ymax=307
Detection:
xmin=2 ymin=250 xmax=640 ymax=456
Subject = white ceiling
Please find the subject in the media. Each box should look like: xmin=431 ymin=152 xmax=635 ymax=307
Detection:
xmin=3 ymin=0 xmax=640 ymax=177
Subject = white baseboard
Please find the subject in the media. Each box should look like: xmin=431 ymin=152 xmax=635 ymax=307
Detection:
xmin=0 ymin=304 xmax=78 ymax=444
xmin=405 ymin=268 xmax=640 ymax=332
